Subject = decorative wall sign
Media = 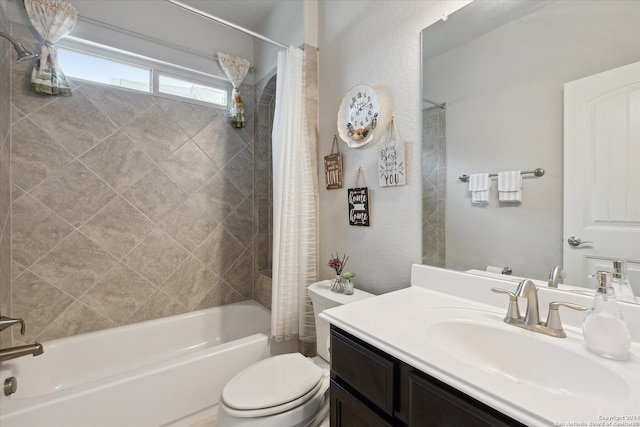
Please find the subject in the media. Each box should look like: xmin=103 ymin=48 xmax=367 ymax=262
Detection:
xmin=348 ymin=188 xmax=370 ymax=226
xmin=348 ymin=167 xmax=370 ymax=226
xmin=378 ymin=117 xmax=406 ymax=187
xmin=324 ymin=135 xmax=343 ymax=189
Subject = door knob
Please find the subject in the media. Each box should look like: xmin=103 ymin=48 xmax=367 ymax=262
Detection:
xmin=568 ymin=236 xmax=592 ymax=247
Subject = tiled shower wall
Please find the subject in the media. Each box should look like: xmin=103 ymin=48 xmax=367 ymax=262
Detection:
xmin=252 ymin=72 xmax=276 ymax=309
xmin=1 ymin=22 xmax=261 ymax=345
xmin=422 ymin=106 xmax=446 ymax=267
xmin=0 ymin=0 xmax=12 ymax=349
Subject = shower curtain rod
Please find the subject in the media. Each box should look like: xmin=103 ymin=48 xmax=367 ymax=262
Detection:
xmin=164 ymin=0 xmax=289 ymax=50
xmin=423 ymin=97 xmax=446 ymax=109
xmin=75 ymin=16 xmax=256 ymax=73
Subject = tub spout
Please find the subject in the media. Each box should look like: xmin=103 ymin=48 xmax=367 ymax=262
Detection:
xmin=0 ymin=343 xmax=44 ymax=362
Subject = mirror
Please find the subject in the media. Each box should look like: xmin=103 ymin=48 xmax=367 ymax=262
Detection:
xmin=421 ymin=0 xmax=640 ymax=299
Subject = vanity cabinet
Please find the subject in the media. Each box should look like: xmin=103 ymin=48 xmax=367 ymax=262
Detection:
xmin=330 ymin=326 xmax=525 ymax=427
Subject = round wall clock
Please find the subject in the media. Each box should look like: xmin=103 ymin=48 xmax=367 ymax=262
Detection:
xmin=337 ymin=84 xmax=380 ymax=148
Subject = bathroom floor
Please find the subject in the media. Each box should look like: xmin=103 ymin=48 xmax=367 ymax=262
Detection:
xmin=187 ymin=413 xmax=330 ymax=427
xmin=188 ymin=416 xmax=217 ymax=427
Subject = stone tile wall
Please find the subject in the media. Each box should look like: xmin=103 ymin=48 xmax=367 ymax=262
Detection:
xmin=422 ymin=106 xmax=446 ymax=267
xmin=252 ymin=72 xmax=276 ymax=309
xmin=0 ymin=0 xmax=12 ymax=349
xmin=2 ymin=22 xmax=261 ymax=345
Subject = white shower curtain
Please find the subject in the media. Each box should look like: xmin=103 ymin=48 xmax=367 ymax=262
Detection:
xmin=271 ymin=47 xmax=318 ymax=344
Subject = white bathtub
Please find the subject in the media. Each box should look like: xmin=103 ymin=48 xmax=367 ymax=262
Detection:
xmin=0 ymin=300 xmax=282 ymax=427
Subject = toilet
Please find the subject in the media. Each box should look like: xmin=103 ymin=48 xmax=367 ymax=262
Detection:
xmin=216 ymin=280 xmax=374 ymax=426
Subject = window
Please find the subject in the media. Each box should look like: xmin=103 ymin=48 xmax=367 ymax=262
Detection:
xmin=58 ymin=48 xmax=152 ymax=93
xmin=158 ymin=74 xmax=227 ymax=106
xmin=56 ymin=40 xmax=229 ymax=108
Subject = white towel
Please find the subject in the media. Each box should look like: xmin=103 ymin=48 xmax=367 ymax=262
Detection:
xmin=468 ymin=173 xmax=489 ymax=203
xmin=498 ymin=171 xmax=522 ymax=202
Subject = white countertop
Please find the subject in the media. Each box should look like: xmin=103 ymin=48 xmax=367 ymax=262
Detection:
xmin=320 ymin=265 xmax=640 ymax=426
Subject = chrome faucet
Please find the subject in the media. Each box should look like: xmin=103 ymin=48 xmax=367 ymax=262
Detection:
xmin=516 ymin=279 xmax=541 ymax=325
xmin=492 ymin=279 xmax=587 ymax=338
xmin=0 ymin=316 xmax=44 ymax=362
xmin=547 ymin=265 xmax=566 ymax=288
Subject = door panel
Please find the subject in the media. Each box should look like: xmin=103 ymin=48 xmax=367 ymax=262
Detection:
xmin=564 ymin=61 xmax=640 ymax=294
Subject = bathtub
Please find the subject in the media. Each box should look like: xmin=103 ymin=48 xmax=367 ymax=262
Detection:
xmin=0 ymin=300 xmax=286 ymax=427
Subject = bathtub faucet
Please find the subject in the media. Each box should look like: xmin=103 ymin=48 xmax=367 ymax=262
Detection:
xmin=0 ymin=316 xmax=26 ymax=334
xmin=0 ymin=343 xmax=44 ymax=362
xmin=0 ymin=316 xmax=44 ymax=362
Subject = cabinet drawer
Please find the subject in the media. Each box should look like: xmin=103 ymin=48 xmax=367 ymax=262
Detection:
xmin=330 ymin=380 xmax=393 ymax=427
xmin=409 ymin=371 xmax=525 ymax=427
xmin=331 ymin=329 xmax=394 ymax=415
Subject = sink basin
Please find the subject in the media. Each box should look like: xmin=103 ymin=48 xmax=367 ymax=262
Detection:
xmin=421 ymin=308 xmax=630 ymax=401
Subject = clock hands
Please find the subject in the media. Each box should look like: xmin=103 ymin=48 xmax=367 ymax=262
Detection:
xmin=340 ymin=86 xmax=379 ymax=147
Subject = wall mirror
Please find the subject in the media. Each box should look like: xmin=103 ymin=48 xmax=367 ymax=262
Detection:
xmin=421 ymin=0 xmax=640 ymax=301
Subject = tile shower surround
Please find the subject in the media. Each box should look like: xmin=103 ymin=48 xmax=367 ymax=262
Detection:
xmin=0 ymin=2 xmax=11 ymax=349
xmin=0 ymin=21 xmax=273 ymax=345
xmin=422 ymin=106 xmax=446 ymax=267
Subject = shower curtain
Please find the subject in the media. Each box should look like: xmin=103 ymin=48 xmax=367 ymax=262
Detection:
xmin=271 ymin=46 xmax=318 ymax=345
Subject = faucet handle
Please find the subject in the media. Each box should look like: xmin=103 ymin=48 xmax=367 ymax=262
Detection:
xmin=491 ymin=288 xmax=521 ymax=322
xmin=545 ymin=302 xmax=587 ymax=338
xmin=0 ymin=316 xmax=26 ymax=335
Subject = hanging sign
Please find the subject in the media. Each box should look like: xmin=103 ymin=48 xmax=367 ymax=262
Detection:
xmin=378 ymin=117 xmax=406 ymax=187
xmin=348 ymin=167 xmax=370 ymax=226
xmin=324 ymin=135 xmax=343 ymax=189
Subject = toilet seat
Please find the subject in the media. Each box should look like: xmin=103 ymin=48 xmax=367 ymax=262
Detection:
xmin=221 ymin=353 xmax=325 ymax=418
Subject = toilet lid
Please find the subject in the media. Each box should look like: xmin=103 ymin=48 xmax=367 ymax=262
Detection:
xmin=222 ymin=353 xmax=323 ymax=411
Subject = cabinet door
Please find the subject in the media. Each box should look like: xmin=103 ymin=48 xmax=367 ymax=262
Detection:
xmin=409 ymin=372 xmax=524 ymax=427
xmin=331 ymin=329 xmax=395 ymax=415
xmin=330 ymin=380 xmax=393 ymax=427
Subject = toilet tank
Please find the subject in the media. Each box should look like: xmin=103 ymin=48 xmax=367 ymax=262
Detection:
xmin=307 ymin=280 xmax=374 ymax=361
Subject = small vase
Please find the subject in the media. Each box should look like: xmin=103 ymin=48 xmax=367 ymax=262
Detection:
xmin=343 ymin=279 xmax=354 ymax=295
xmin=331 ymin=275 xmax=344 ymax=292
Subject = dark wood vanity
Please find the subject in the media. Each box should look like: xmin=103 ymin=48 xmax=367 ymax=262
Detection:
xmin=329 ymin=326 xmax=526 ymax=427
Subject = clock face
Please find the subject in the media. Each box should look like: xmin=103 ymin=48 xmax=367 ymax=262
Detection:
xmin=338 ymin=85 xmax=380 ymax=148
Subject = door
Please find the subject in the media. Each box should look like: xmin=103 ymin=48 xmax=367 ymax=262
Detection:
xmin=564 ymin=61 xmax=640 ymax=294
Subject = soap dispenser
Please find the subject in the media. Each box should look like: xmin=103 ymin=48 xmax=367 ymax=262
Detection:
xmin=612 ymin=260 xmax=636 ymax=303
xmin=582 ymin=271 xmax=631 ymax=360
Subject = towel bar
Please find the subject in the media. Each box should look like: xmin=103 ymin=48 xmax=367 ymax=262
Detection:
xmin=458 ymin=168 xmax=544 ymax=182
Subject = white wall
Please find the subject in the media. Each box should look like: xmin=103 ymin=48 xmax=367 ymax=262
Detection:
xmin=317 ymin=1 xmax=469 ymax=294
xmin=253 ymin=0 xmax=305 ymax=83
xmin=423 ymin=0 xmax=640 ymax=280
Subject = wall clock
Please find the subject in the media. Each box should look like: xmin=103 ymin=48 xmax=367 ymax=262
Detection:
xmin=337 ymin=84 xmax=380 ymax=148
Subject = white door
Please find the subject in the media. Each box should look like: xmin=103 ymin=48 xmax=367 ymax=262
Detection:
xmin=563 ymin=61 xmax=640 ymax=294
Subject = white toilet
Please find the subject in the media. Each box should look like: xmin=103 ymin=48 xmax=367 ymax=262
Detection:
xmin=217 ymin=280 xmax=374 ymax=426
